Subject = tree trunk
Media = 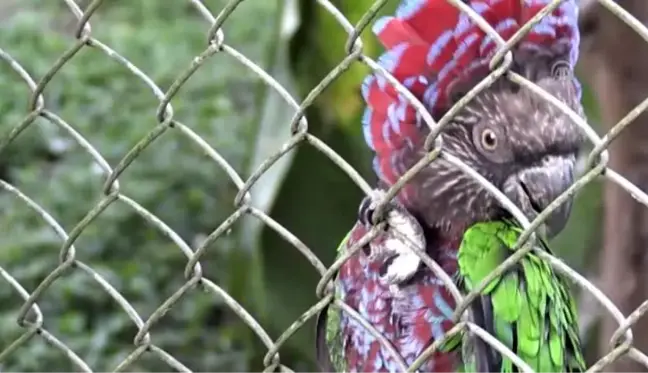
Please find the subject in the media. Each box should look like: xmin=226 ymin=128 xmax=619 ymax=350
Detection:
xmin=577 ymin=1 xmax=648 ymax=370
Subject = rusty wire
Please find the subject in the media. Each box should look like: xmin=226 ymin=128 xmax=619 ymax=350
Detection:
xmin=0 ymin=0 xmax=648 ymax=371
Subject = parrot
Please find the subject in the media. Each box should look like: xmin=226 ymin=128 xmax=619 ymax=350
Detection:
xmin=314 ymin=0 xmax=586 ymax=372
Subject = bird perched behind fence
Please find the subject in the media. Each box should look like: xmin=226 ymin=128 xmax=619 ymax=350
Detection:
xmin=315 ymin=0 xmax=587 ymax=371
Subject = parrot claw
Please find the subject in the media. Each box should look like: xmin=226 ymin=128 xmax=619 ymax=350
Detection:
xmin=358 ymin=189 xmax=426 ymax=287
xmin=380 ymin=248 xmax=421 ymax=285
xmin=380 ymin=209 xmax=425 ymax=286
xmin=358 ymin=189 xmax=388 ymax=227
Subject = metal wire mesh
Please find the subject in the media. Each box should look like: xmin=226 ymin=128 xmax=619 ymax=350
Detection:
xmin=1 ymin=0 xmax=648 ymax=371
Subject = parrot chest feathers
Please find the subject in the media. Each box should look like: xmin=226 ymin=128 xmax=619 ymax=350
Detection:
xmin=320 ymin=218 xmax=463 ymax=372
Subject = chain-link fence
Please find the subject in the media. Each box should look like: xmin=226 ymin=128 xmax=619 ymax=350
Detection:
xmin=1 ymin=0 xmax=648 ymax=371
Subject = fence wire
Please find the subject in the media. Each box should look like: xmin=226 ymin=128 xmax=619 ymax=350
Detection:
xmin=0 ymin=0 xmax=648 ymax=371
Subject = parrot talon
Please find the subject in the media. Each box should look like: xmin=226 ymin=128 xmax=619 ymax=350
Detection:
xmin=358 ymin=189 xmax=391 ymax=227
xmin=378 ymin=210 xmax=425 ymax=286
xmin=379 ymin=249 xmax=421 ymax=285
xmin=358 ymin=194 xmax=377 ymax=227
xmin=359 ymin=189 xmax=425 ymax=286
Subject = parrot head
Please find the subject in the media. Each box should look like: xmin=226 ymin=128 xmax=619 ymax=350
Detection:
xmin=413 ymin=73 xmax=585 ymax=237
xmin=361 ymin=0 xmax=585 ymax=238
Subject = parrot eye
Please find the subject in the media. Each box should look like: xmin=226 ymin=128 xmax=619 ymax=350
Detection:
xmin=481 ymin=129 xmax=498 ymax=150
xmin=471 ymin=123 xmax=510 ymax=163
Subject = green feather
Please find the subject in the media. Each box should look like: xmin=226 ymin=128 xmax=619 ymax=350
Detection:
xmin=456 ymin=221 xmax=586 ymax=372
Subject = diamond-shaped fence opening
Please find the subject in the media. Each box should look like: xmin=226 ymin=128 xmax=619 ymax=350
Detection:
xmin=0 ymin=0 xmax=647 ymax=371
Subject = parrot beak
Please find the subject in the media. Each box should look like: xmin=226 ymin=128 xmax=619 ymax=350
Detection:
xmin=506 ymin=155 xmax=577 ymax=238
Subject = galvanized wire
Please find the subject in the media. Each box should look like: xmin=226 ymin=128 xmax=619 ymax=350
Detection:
xmin=0 ymin=0 xmax=647 ymax=371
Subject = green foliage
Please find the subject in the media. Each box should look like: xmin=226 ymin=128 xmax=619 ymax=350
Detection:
xmin=0 ymin=0 xmax=283 ymax=371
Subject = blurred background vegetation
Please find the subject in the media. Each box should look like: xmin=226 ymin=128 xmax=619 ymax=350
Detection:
xmin=0 ymin=0 xmax=630 ymax=371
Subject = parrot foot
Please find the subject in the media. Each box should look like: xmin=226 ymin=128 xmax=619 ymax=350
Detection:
xmin=380 ymin=238 xmax=421 ymax=285
xmin=358 ymin=189 xmax=426 ymax=287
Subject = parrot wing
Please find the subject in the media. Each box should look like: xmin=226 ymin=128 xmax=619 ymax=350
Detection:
xmin=457 ymin=221 xmax=586 ymax=372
